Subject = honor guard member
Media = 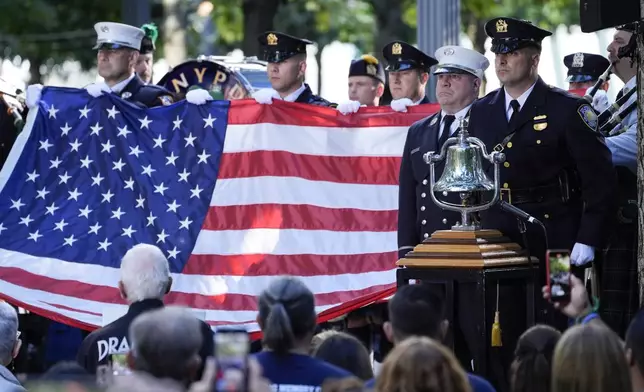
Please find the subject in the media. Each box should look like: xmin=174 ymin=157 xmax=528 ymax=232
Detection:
xmin=251 ymin=31 xmax=336 ymax=107
xmin=598 ymin=23 xmax=639 ymax=337
xmin=135 ymin=23 xmax=158 ymax=84
xmin=383 ymin=41 xmax=438 ymax=112
xmin=397 ymin=46 xmax=490 ymax=373
xmin=468 ymin=17 xmax=617 ymax=332
xmin=26 ymin=22 xmax=174 ymax=111
xmin=563 ymin=52 xmax=611 ymax=112
xmin=337 ymin=54 xmax=386 ymax=114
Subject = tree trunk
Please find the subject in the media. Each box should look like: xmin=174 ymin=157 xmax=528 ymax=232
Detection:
xmin=368 ymin=0 xmax=414 ymax=64
xmin=638 ymin=0 xmax=644 ymax=306
xmin=242 ymin=0 xmax=281 ymax=56
xmin=162 ymin=0 xmax=187 ymax=67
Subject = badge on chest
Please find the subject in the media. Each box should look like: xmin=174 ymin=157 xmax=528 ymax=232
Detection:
xmin=533 ymin=114 xmax=547 ymax=131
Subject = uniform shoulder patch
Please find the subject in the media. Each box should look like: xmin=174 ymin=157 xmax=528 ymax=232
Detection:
xmin=159 ymin=95 xmax=173 ymax=106
xmin=577 ymin=104 xmax=598 ymax=131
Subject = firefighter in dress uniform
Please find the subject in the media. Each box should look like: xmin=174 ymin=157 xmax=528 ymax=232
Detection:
xmin=251 ymin=32 xmax=336 ymax=107
xmin=598 ymin=23 xmax=639 ymax=337
xmin=397 ymin=45 xmax=491 ymax=373
xmin=383 ymin=41 xmax=437 ymax=113
xmin=467 ymin=17 xmax=617 ymax=329
xmin=26 ymin=22 xmax=174 ymax=111
xmin=563 ymin=52 xmax=611 ymax=113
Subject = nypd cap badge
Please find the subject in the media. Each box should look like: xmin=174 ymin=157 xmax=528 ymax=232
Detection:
xmin=578 ymin=104 xmax=598 ymax=131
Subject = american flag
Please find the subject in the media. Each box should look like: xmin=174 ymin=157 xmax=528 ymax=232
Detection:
xmin=0 ymin=86 xmax=438 ymax=334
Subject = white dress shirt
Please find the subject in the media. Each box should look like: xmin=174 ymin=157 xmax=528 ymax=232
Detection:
xmin=281 ymin=84 xmax=306 ymax=102
xmin=606 ymin=75 xmax=637 ymax=173
xmin=110 ymin=73 xmax=136 ymax=94
xmin=437 ymin=104 xmax=473 ymax=139
xmin=504 ymin=81 xmax=537 ymax=121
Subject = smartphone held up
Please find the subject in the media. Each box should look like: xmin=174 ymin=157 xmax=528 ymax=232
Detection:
xmin=546 ymin=249 xmax=572 ymax=303
xmin=213 ymin=327 xmax=250 ymax=392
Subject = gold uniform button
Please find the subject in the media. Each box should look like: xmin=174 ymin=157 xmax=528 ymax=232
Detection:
xmin=422 ymin=179 xmax=428 ymax=185
xmin=544 ymin=214 xmax=550 ymax=219
xmin=421 ymin=192 xmax=427 ymax=198
xmin=503 ymin=183 xmax=509 ymax=188
xmin=421 ymin=220 xmax=427 ymax=225
xmin=442 ymin=218 xmax=448 ymax=224
xmin=507 ymin=142 xmax=513 ymax=148
xmin=536 ymin=140 xmax=541 ymax=144
xmin=423 ymin=233 xmax=429 ymax=239
xmin=420 ymin=206 xmax=426 ymax=211
xmin=504 ymin=162 xmax=510 ymax=168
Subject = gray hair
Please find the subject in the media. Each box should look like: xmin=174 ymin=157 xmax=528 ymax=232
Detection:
xmin=120 ymin=244 xmax=171 ymax=303
xmin=0 ymin=302 xmax=18 ymax=364
xmin=129 ymin=306 xmax=203 ymax=382
xmin=258 ymin=276 xmax=316 ymax=354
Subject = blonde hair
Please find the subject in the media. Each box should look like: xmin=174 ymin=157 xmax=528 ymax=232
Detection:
xmin=552 ymin=322 xmax=631 ymax=392
xmin=376 ymin=336 xmax=471 ymax=392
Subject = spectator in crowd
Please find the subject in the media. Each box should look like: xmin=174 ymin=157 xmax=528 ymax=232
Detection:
xmin=76 ymin=244 xmax=213 ymax=376
xmin=625 ymin=308 xmax=644 ymax=392
xmin=376 ymin=336 xmax=471 ymax=392
xmin=0 ymin=301 xmax=25 ymax=392
xmin=24 ymin=361 xmax=96 ymax=391
xmin=551 ymin=322 xmax=631 ymax=392
xmin=107 ymin=307 xmax=204 ymax=391
xmin=311 ymin=330 xmax=374 ymax=381
xmin=364 ymin=284 xmax=495 ymax=391
xmin=254 ymin=277 xmax=351 ymax=389
xmin=510 ymin=325 xmax=561 ymax=392
xmin=322 ymin=376 xmax=366 ymax=392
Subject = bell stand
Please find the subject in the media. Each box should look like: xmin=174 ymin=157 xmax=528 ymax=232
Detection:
xmin=394 ymin=118 xmax=538 ymax=382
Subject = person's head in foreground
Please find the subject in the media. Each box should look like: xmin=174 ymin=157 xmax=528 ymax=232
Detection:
xmin=510 ymin=324 xmax=561 ymax=392
xmin=375 ymin=336 xmax=472 ymax=392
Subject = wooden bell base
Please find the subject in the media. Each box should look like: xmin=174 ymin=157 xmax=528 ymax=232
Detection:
xmin=397 ymin=229 xmax=534 ymax=268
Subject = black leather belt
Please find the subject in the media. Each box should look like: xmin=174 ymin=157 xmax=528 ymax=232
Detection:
xmin=499 ymin=184 xmax=568 ymax=205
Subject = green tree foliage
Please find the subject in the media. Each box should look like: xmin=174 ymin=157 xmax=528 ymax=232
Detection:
xmin=0 ymin=0 xmax=122 ymax=83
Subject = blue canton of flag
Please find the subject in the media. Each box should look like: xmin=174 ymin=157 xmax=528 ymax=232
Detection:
xmin=0 ymin=87 xmax=229 ymax=273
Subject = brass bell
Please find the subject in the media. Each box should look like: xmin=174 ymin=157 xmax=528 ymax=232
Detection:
xmin=433 ymin=118 xmax=495 ymax=193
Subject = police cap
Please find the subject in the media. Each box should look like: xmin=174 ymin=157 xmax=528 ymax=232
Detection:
xmin=140 ymin=23 xmax=158 ymax=54
xmin=563 ymin=52 xmax=610 ymax=83
xmin=485 ymin=17 xmax=552 ymax=54
xmin=257 ymin=31 xmax=314 ymax=63
xmin=348 ymin=54 xmax=385 ymax=84
xmin=382 ymin=41 xmax=438 ymax=72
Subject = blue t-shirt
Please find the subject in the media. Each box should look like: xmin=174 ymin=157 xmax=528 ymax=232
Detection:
xmin=364 ymin=373 xmax=496 ymax=392
xmin=254 ymin=351 xmax=352 ymax=391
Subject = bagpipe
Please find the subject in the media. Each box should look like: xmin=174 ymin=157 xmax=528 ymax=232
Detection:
xmin=156 ymin=55 xmax=264 ymax=101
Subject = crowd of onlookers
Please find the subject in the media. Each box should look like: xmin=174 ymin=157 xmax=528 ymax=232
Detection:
xmin=0 ymin=243 xmax=641 ymax=391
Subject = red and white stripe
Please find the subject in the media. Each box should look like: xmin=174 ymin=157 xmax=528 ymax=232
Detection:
xmin=0 ymin=99 xmax=439 ymax=335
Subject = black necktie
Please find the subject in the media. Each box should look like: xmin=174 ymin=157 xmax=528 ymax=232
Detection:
xmin=438 ymin=115 xmax=456 ymax=150
xmin=616 ymin=89 xmax=624 ymax=101
xmin=509 ymin=99 xmax=520 ymax=124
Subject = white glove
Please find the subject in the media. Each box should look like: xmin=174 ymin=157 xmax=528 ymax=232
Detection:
xmin=252 ymin=88 xmax=280 ymax=104
xmin=585 ymin=87 xmax=610 ymax=113
xmin=26 ymin=84 xmax=43 ymax=110
xmin=570 ymin=243 xmax=595 ymax=266
xmin=390 ymin=98 xmax=414 ymax=112
xmin=337 ymin=100 xmax=362 ymax=115
xmin=85 ymin=82 xmax=111 ymax=98
xmin=186 ymin=88 xmax=214 ymax=105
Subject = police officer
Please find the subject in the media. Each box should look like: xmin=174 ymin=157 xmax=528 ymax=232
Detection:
xmin=26 ymin=21 xmax=173 ymax=111
xmin=251 ymin=31 xmax=335 ymax=107
xmin=397 ymin=46 xmax=490 ymax=373
xmin=563 ymin=52 xmax=611 ymax=112
xmin=382 ymin=41 xmax=437 ymax=112
xmin=135 ymin=23 xmax=158 ymax=84
xmin=337 ymin=54 xmax=386 ymax=114
xmin=598 ymin=23 xmax=639 ymax=337
xmin=468 ymin=16 xmax=617 ymax=314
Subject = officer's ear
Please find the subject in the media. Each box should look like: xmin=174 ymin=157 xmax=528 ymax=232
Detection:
xmin=297 ymin=55 xmax=307 ymax=80
xmin=376 ymin=82 xmax=385 ymax=98
xmin=419 ymin=71 xmax=430 ymax=85
xmin=473 ymin=76 xmax=482 ymax=94
xmin=118 ymin=280 xmax=127 ymax=300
